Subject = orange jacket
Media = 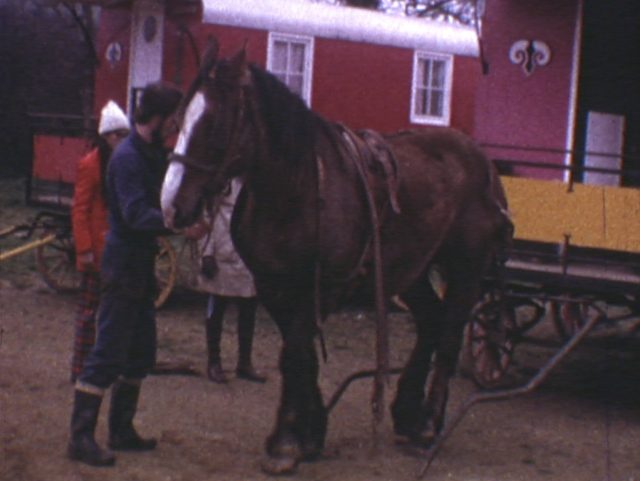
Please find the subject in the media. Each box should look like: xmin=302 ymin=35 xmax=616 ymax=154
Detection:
xmin=71 ymin=148 xmax=109 ymax=272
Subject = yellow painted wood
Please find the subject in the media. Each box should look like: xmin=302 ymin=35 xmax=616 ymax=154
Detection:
xmin=500 ymin=176 xmax=640 ymax=254
xmin=603 ymin=186 xmax=640 ymax=252
xmin=0 ymin=233 xmax=56 ymax=262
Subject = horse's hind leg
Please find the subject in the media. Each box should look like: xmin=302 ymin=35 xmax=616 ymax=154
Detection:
xmin=421 ymin=255 xmax=487 ymax=442
xmin=391 ymin=274 xmax=444 ymax=443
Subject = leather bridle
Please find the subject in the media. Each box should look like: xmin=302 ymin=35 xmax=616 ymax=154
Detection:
xmin=169 ymin=82 xmax=251 ymax=198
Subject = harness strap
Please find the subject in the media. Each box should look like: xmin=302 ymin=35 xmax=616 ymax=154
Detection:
xmin=337 ymin=123 xmax=390 ymax=426
xmin=169 ymin=152 xmax=217 ymax=173
xmin=313 ymin=154 xmax=328 ymax=363
xmin=359 ymin=129 xmax=402 ymax=215
xmin=315 ymin=153 xmax=372 ymax=287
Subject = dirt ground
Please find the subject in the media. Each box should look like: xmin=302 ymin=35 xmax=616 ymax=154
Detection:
xmin=2 ymin=272 xmax=640 ymax=481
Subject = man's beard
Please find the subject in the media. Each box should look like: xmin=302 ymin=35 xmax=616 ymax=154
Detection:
xmin=151 ymin=127 xmax=164 ymax=147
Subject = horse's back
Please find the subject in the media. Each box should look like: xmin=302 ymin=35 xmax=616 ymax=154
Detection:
xmin=388 ymin=128 xmax=496 ymax=192
xmin=380 ymin=128 xmax=510 ymax=282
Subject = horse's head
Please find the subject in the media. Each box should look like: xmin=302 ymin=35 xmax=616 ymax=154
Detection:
xmin=161 ymin=44 xmax=257 ymax=229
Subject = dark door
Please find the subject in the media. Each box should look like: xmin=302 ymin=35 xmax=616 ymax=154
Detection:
xmin=574 ymin=1 xmax=640 ymax=186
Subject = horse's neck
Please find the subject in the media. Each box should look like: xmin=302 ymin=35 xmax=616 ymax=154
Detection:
xmin=246 ymin=145 xmax=318 ymax=217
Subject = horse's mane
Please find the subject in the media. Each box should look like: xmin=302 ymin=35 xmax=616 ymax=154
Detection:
xmin=249 ymin=65 xmax=330 ymax=168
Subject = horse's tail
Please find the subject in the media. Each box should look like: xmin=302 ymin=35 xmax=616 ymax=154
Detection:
xmin=484 ymin=158 xmax=514 ymax=277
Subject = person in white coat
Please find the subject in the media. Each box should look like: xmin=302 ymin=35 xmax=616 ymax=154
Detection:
xmin=196 ymin=178 xmax=266 ymax=384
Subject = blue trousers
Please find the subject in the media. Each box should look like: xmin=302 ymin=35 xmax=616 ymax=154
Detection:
xmin=79 ymin=284 xmax=157 ymax=389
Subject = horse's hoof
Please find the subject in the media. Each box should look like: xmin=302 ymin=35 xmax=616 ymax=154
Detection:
xmin=395 ymin=438 xmax=431 ymax=458
xmin=301 ymin=445 xmax=322 ymax=462
xmin=261 ymin=455 xmax=299 ymax=475
xmin=393 ymin=429 xmax=436 ymax=449
xmin=411 ymin=431 xmax=437 ymax=448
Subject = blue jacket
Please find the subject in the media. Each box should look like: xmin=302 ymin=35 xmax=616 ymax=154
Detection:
xmin=106 ymin=130 xmax=167 ymax=240
xmin=101 ymin=130 xmax=168 ymax=294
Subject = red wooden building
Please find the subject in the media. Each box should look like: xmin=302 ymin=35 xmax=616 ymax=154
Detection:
xmin=93 ymin=0 xmax=481 ymax=135
xmin=31 ymin=0 xmax=640 ymax=203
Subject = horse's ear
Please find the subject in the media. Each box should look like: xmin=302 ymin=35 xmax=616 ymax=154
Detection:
xmin=175 ymin=36 xmax=219 ymax=120
xmin=229 ymin=41 xmax=250 ymax=86
xmin=201 ymin=36 xmax=220 ymax=78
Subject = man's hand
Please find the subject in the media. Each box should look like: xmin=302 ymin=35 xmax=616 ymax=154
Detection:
xmin=183 ymin=222 xmax=209 ymax=240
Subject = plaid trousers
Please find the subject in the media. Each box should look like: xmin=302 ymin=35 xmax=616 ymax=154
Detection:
xmin=70 ymin=271 xmax=100 ymax=382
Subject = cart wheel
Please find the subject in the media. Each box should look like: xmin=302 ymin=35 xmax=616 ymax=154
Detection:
xmin=35 ymin=230 xmax=81 ymax=293
xmin=464 ymin=292 xmax=517 ymax=388
xmin=550 ymin=300 xmax=588 ymax=340
xmin=154 ymin=237 xmax=177 ymax=309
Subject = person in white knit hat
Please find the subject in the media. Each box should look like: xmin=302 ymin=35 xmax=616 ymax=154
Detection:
xmin=98 ymin=100 xmax=130 ymax=136
xmin=70 ymin=100 xmax=130 ymax=383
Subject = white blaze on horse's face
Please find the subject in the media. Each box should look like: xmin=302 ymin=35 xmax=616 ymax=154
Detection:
xmin=160 ymin=162 xmax=185 ymax=229
xmin=174 ymin=91 xmax=206 ymax=156
xmin=161 ymin=92 xmax=206 ymax=229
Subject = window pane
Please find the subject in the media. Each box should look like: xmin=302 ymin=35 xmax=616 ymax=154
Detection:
xmin=272 ymin=41 xmax=288 ymax=72
xmin=288 ymin=74 xmax=304 ymax=96
xmin=290 ymin=43 xmax=306 ymax=74
xmin=412 ymin=53 xmax=450 ymax=123
xmin=429 ymin=89 xmax=443 ymax=117
xmin=420 ymin=59 xmax=431 ymax=88
xmin=431 ymin=60 xmax=446 ymax=88
xmin=414 ymin=87 xmax=428 ymax=115
xmin=268 ymin=34 xmax=312 ymax=105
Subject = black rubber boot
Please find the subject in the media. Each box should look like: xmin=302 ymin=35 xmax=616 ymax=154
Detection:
xmin=236 ymin=298 xmax=267 ymax=383
xmin=206 ymin=298 xmax=228 ymax=383
xmin=108 ymin=380 xmax=157 ymax=451
xmin=68 ymin=390 xmax=115 ymax=466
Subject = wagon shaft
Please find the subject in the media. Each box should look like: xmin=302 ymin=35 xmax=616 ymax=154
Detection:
xmin=0 ymin=233 xmax=56 ymax=262
xmin=420 ymin=309 xmax=604 ymax=478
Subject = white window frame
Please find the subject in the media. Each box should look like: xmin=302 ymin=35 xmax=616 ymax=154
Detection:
xmin=410 ymin=51 xmax=453 ymax=126
xmin=267 ymin=32 xmax=314 ymax=106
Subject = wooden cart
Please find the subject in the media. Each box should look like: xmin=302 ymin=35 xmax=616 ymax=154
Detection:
xmin=0 ymin=210 xmax=177 ymax=309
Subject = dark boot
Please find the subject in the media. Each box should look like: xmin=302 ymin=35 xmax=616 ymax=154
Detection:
xmin=236 ymin=298 xmax=267 ymax=383
xmin=68 ymin=389 xmax=115 ymax=466
xmin=206 ymin=297 xmax=228 ymax=383
xmin=108 ymin=380 xmax=157 ymax=451
xmin=207 ymin=361 xmax=228 ymax=383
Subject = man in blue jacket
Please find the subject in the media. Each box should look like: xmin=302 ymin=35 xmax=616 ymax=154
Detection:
xmin=68 ymin=82 xmax=182 ymax=467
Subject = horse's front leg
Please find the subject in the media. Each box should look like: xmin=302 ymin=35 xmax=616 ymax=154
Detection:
xmin=261 ymin=300 xmax=327 ymax=475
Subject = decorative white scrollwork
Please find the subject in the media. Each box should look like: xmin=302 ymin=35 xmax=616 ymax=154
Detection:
xmin=509 ymin=39 xmax=551 ymax=76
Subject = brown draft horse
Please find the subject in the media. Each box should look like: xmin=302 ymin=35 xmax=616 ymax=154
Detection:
xmin=161 ymin=45 xmax=512 ymax=475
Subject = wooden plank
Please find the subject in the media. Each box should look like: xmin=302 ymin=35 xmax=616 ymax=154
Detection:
xmin=501 ymin=176 xmax=640 ymax=254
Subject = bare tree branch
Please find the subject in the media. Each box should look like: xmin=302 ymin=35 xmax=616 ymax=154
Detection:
xmin=316 ymin=0 xmax=478 ymax=26
xmin=61 ymin=1 xmax=99 ymax=67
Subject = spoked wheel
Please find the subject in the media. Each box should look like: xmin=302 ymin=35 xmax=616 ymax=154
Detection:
xmin=550 ymin=299 xmax=590 ymax=340
xmin=464 ymin=291 xmax=545 ymax=389
xmin=35 ymin=230 xmax=81 ymax=293
xmin=465 ymin=291 xmax=517 ymax=388
xmin=154 ymin=237 xmax=177 ymax=309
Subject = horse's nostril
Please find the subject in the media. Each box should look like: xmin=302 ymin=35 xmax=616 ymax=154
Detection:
xmin=174 ymin=207 xmax=199 ymax=230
